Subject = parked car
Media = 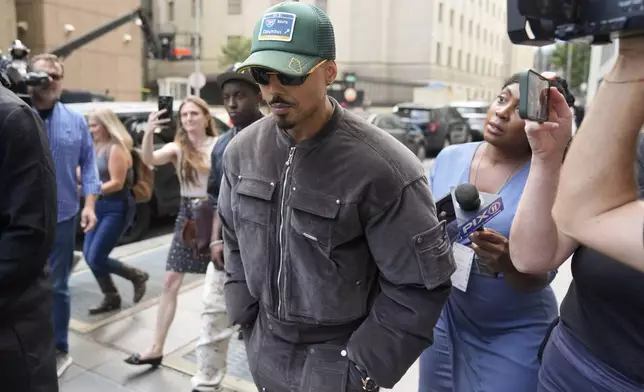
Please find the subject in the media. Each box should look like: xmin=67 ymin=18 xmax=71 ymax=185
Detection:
xmin=68 ymin=101 xmax=231 ymax=244
xmin=450 ymin=101 xmax=489 ymax=141
xmin=392 ymin=103 xmax=471 ymax=155
xmin=357 ymin=112 xmax=426 ymax=159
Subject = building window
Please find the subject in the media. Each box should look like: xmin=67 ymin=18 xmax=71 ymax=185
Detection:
xmin=449 ymin=10 xmax=454 ymax=27
xmin=436 ymin=42 xmax=442 ymax=65
xmin=457 ymin=50 xmax=462 ymax=70
xmin=167 ymin=0 xmax=175 ymax=22
xmin=438 ymin=3 xmax=443 ymax=23
xmin=447 ymin=46 xmax=452 ymax=67
xmin=474 ymin=56 xmax=479 ymax=73
xmin=468 ymin=20 xmax=472 ymax=36
xmin=315 ymin=0 xmax=327 ymax=12
xmin=459 ymin=15 xmax=464 ymax=32
xmin=476 ymin=24 xmax=480 ymax=39
xmin=228 ymin=0 xmax=242 ymax=15
xmin=466 ymin=53 xmax=471 ymax=72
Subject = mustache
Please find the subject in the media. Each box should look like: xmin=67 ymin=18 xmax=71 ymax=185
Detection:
xmin=268 ymin=96 xmax=295 ymax=106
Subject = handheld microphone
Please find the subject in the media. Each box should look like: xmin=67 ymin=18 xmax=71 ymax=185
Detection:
xmin=451 ymin=183 xmax=504 ymax=241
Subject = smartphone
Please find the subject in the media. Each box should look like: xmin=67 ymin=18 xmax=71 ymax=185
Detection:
xmin=436 ymin=193 xmax=456 ymax=224
xmin=519 ymin=69 xmax=550 ymax=123
xmin=157 ymin=95 xmax=173 ymax=121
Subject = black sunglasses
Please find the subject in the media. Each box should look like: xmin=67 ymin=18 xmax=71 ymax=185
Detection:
xmin=250 ymin=60 xmax=327 ymax=86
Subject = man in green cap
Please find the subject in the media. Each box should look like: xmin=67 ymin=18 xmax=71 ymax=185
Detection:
xmin=218 ymin=2 xmax=454 ymax=391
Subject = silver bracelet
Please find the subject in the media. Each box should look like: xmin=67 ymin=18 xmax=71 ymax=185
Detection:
xmin=210 ymin=239 xmax=224 ymax=248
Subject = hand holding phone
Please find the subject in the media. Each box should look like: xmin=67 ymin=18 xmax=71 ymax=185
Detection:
xmin=519 ymin=69 xmax=550 ymax=123
xmin=157 ymin=95 xmax=174 ymax=121
xmin=522 ymin=71 xmax=574 ymax=161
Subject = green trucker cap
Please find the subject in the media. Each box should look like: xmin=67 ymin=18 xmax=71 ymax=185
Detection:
xmin=237 ymin=2 xmax=336 ymax=76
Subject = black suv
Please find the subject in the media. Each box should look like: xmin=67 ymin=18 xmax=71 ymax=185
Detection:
xmin=393 ymin=103 xmax=471 ymax=155
xmin=68 ymin=101 xmax=231 ymax=244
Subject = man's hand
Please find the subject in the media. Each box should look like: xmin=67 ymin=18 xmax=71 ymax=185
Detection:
xmin=470 ymin=228 xmax=512 ymax=273
xmin=211 ymin=242 xmax=224 ymax=270
xmin=80 ymin=206 xmax=97 ymax=233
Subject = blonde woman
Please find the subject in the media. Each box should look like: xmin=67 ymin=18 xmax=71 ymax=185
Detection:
xmin=125 ymin=96 xmax=219 ymax=367
xmin=83 ymin=108 xmax=149 ymax=314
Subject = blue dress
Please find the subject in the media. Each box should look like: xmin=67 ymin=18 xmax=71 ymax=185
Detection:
xmin=418 ymin=142 xmax=558 ymax=392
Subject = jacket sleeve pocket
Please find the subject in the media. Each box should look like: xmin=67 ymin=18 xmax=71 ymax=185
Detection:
xmin=300 ymin=344 xmax=350 ymax=392
xmin=413 ymin=220 xmax=456 ymax=290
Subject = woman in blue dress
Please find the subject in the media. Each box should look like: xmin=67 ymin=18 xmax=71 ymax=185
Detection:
xmin=418 ymin=74 xmax=576 ymax=392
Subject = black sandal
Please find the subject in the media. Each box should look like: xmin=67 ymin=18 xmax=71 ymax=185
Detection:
xmin=124 ymin=353 xmax=163 ymax=367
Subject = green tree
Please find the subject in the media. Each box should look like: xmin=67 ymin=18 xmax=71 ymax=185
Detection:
xmin=550 ymin=42 xmax=591 ymax=91
xmin=219 ymin=37 xmax=252 ymax=68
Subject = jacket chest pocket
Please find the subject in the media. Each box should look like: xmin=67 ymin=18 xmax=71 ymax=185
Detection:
xmin=234 ymin=177 xmax=276 ymax=226
xmin=287 ymin=189 xmax=341 ymax=250
xmin=285 ymin=189 xmax=369 ymax=323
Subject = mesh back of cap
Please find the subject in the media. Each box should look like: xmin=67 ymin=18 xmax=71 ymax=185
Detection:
xmin=312 ymin=5 xmax=336 ymax=60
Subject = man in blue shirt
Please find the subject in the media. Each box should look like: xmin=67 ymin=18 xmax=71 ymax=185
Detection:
xmin=28 ymin=53 xmax=101 ymax=377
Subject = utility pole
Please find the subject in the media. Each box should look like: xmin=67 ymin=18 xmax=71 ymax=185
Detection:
xmin=566 ymin=42 xmax=573 ymax=83
xmin=193 ymin=0 xmax=202 ymax=97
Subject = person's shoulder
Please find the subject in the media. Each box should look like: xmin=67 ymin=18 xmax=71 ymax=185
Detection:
xmin=226 ymin=115 xmax=274 ymax=153
xmin=58 ymin=102 xmax=87 ymax=124
xmin=0 ymin=87 xmax=29 ymax=127
xmin=340 ymin=110 xmax=424 ymax=180
xmin=435 ymin=142 xmax=480 ymax=165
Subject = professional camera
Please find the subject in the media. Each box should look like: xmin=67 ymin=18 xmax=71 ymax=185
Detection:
xmin=0 ymin=40 xmax=50 ymax=105
xmin=508 ymin=0 xmax=644 ymax=46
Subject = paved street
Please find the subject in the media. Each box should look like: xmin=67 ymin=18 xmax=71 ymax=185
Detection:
xmin=60 ymin=158 xmax=574 ymax=392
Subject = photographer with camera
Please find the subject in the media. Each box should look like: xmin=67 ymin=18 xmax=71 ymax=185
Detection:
xmin=510 ymin=37 xmax=644 ymax=390
xmin=28 ymin=53 xmax=102 ymax=377
xmin=0 ymin=85 xmax=58 ymax=391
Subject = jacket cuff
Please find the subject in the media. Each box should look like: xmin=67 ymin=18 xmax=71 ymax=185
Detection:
xmin=224 ymin=282 xmax=259 ymax=326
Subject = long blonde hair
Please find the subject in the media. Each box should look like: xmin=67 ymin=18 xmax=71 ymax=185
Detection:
xmin=175 ymin=96 xmax=218 ymax=187
xmin=87 ymin=108 xmax=133 ymax=155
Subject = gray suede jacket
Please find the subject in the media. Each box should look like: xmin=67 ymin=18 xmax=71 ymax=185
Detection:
xmin=218 ymin=98 xmax=455 ymax=387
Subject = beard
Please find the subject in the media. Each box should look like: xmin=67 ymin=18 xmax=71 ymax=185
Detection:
xmin=32 ymin=86 xmax=59 ymax=103
xmin=275 ymin=114 xmax=295 ymax=130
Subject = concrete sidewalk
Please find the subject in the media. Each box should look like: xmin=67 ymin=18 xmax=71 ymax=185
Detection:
xmin=63 ymin=235 xmax=572 ymax=392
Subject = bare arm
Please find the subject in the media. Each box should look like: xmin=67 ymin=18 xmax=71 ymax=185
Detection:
xmin=101 ymin=145 xmax=129 ymax=195
xmin=510 ymin=73 xmax=579 ymax=274
xmin=140 ymin=130 xmax=176 ymax=167
xmin=554 ymin=38 xmax=644 ymax=272
xmin=212 ymin=213 xmax=222 ymax=241
xmin=140 ymin=109 xmax=175 ymax=167
xmin=511 ymin=160 xmax=578 ymax=274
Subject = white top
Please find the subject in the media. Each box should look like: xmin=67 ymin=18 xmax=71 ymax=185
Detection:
xmin=175 ymin=136 xmax=218 ymax=198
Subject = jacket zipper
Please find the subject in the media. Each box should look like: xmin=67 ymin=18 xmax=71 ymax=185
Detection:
xmin=277 ymin=146 xmax=296 ymax=319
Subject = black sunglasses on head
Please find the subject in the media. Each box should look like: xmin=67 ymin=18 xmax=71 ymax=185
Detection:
xmin=249 ymin=60 xmax=327 ymax=86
